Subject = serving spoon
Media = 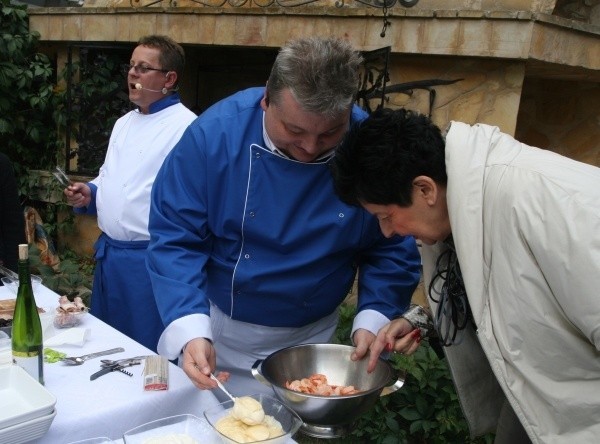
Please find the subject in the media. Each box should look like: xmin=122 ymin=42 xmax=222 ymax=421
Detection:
xmin=61 ymin=347 xmax=125 ymax=365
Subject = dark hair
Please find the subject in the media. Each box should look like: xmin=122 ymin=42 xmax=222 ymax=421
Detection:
xmin=137 ymin=35 xmax=186 ymax=82
xmin=331 ymin=108 xmax=447 ymax=207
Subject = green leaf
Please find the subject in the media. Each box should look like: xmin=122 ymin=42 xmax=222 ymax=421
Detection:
xmin=398 ymin=406 xmax=421 ymax=421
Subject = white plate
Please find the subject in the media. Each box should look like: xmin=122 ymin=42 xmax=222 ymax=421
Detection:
xmin=0 ymin=365 xmax=57 ymax=429
xmin=0 ymin=408 xmax=56 ymax=444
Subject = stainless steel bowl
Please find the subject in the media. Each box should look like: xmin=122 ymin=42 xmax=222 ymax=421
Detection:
xmin=252 ymin=343 xmax=404 ymax=438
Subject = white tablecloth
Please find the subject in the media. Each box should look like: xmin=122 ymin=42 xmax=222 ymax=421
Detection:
xmin=0 ymin=284 xmax=223 ymax=443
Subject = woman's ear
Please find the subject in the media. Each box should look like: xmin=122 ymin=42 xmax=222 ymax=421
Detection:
xmin=413 ymin=176 xmax=438 ymax=206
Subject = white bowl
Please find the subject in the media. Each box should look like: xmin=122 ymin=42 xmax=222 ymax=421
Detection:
xmin=123 ymin=414 xmax=218 ymax=444
xmin=204 ymin=394 xmax=303 ymax=444
xmin=67 ymin=438 xmax=114 ymax=443
xmin=0 ymin=408 xmax=56 ymax=444
xmin=0 ymin=365 xmax=57 ymax=429
xmin=1 ymin=275 xmax=43 ymax=295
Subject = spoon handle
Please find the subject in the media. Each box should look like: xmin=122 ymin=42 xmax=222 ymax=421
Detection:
xmin=210 ymin=373 xmax=236 ymax=402
xmin=80 ymin=347 xmax=125 ymax=361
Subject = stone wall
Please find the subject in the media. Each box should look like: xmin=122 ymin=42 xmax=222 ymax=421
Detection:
xmin=27 ymin=7 xmax=597 ymax=257
xmin=516 ymin=77 xmax=600 ymax=165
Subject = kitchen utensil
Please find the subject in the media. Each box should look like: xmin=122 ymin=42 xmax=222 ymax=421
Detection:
xmin=61 ymin=347 xmax=124 ymax=365
xmin=100 ymin=356 xmax=149 ymax=367
xmin=90 ymin=359 xmax=141 ymax=381
xmin=203 ymin=393 xmax=303 ymax=444
xmin=52 ymin=166 xmax=73 ymax=188
xmin=210 ymin=373 xmax=236 ymax=402
xmin=251 ymin=343 xmax=404 ymax=438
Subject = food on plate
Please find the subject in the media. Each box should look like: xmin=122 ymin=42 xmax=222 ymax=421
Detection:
xmin=285 ymin=373 xmax=361 ymax=396
xmin=43 ymin=347 xmax=67 ymax=363
xmin=0 ymin=298 xmax=45 ymax=320
xmin=215 ymin=396 xmax=284 ymax=442
xmin=232 ymin=395 xmax=264 ymax=425
xmin=54 ymin=296 xmax=88 ymax=328
xmin=143 ymin=434 xmax=198 ymax=444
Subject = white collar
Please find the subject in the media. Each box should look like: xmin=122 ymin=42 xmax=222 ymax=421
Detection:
xmin=262 ymin=112 xmax=335 ymax=162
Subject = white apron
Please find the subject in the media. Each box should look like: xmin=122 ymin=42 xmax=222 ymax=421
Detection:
xmin=208 ymin=303 xmax=339 ymax=400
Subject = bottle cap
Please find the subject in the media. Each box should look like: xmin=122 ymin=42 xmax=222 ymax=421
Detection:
xmin=18 ymin=244 xmax=28 ymax=261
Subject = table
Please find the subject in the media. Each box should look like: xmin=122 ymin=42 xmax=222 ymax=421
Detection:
xmin=0 ymin=284 xmax=223 ymax=443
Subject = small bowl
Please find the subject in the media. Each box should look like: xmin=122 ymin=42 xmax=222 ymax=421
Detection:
xmin=123 ymin=414 xmax=215 ymax=443
xmin=1 ymin=275 xmax=43 ymax=295
xmin=53 ymin=308 xmax=89 ymax=329
xmin=204 ymin=393 xmax=303 ymax=444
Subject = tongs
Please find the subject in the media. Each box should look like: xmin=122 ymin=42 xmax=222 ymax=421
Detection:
xmin=52 ymin=165 xmax=73 ymax=188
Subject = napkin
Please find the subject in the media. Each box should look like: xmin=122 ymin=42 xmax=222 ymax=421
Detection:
xmin=45 ymin=327 xmax=90 ymax=347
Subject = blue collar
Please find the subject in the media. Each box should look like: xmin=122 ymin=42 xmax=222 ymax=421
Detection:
xmin=144 ymin=93 xmax=181 ymax=114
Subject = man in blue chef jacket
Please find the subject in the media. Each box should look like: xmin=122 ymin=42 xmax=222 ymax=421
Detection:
xmin=146 ymin=36 xmax=422 ymax=397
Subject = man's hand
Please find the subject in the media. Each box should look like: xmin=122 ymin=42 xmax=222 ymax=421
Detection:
xmin=367 ymin=318 xmax=422 ymax=373
xmin=350 ymin=328 xmax=376 ymax=362
xmin=64 ymin=182 xmax=92 ymax=208
xmin=181 ymin=337 xmax=229 ymax=390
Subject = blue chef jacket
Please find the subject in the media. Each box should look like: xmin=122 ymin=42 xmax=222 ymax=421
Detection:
xmin=147 ymin=87 xmax=421 ymax=348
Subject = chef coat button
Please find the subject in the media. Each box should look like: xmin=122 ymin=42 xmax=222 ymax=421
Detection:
xmin=236 ymin=290 xmax=241 ymax=295
xmin=244 ymin=254 xmax=250 ymax=259
xmin=255 ymin=152 xmax=261 ymax=158
xmin=339 ymin=213 xmax=344 ymax=218
xmin=249 ymin=211 xmax=255 ymax=217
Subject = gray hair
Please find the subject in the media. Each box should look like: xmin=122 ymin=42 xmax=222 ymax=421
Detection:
xmin=266 ymin=37 xmax=363 ymax=118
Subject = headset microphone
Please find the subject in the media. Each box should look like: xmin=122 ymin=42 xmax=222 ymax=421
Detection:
xmin=134 ymin=83 xmax=177 ymax=94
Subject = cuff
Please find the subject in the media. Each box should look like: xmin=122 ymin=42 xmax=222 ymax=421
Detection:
xmin=350 ymin=309 xmax=390 ymax=344
xmin=157 ymin=313 xmax=212 ymax=360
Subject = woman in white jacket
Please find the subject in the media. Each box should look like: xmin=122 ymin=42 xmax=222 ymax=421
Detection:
xmin=331 ymin=108 xmax=600 ymax=444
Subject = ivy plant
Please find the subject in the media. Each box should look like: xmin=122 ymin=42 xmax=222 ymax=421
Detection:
xmin=0 ymin=0 xmax=60 ymax=192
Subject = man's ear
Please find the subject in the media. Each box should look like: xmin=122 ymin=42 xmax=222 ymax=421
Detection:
xmin=413 ymin=176 xmax=438 ymax=205
xmin=260 ymin=91 xmax=269 ymax=111
xmin=165 ymin=71 xmax=177 ymax=89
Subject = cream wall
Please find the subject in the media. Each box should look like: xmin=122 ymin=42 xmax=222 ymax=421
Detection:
xmin=27 ymin=7 xmax=598 ymax=255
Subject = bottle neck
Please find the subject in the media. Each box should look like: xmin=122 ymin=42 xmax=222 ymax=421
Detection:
xmin=17 ymin=259 xmax=32 ymax=290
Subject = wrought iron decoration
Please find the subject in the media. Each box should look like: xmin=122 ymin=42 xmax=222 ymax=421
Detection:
xmin=130 ymin=0 xmax=419 ymax=9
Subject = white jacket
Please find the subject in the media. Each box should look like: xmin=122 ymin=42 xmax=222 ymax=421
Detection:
xmin=422 ymin=122 xmax=600 ymax=443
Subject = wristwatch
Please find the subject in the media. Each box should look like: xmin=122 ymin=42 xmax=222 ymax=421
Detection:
xmin=401 ymin=304 xmax=434 ymax=337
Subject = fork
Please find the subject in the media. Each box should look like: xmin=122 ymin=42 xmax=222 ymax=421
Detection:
xmin=61 ymin=347 xmax=125 ymax=365
xmin=52 ymin=165 xmax=73 ymax=188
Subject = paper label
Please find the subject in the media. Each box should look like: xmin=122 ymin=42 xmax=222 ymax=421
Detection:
xmin=13 ymin=351 xmax=44 ymax=384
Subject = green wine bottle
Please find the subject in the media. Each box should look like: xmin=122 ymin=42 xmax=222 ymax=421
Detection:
xmin=12 ymin=244 xmax=44 ymax=385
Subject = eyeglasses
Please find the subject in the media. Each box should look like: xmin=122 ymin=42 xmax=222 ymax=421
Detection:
xmin=125 ymin=64 xmax=169 ymax=75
